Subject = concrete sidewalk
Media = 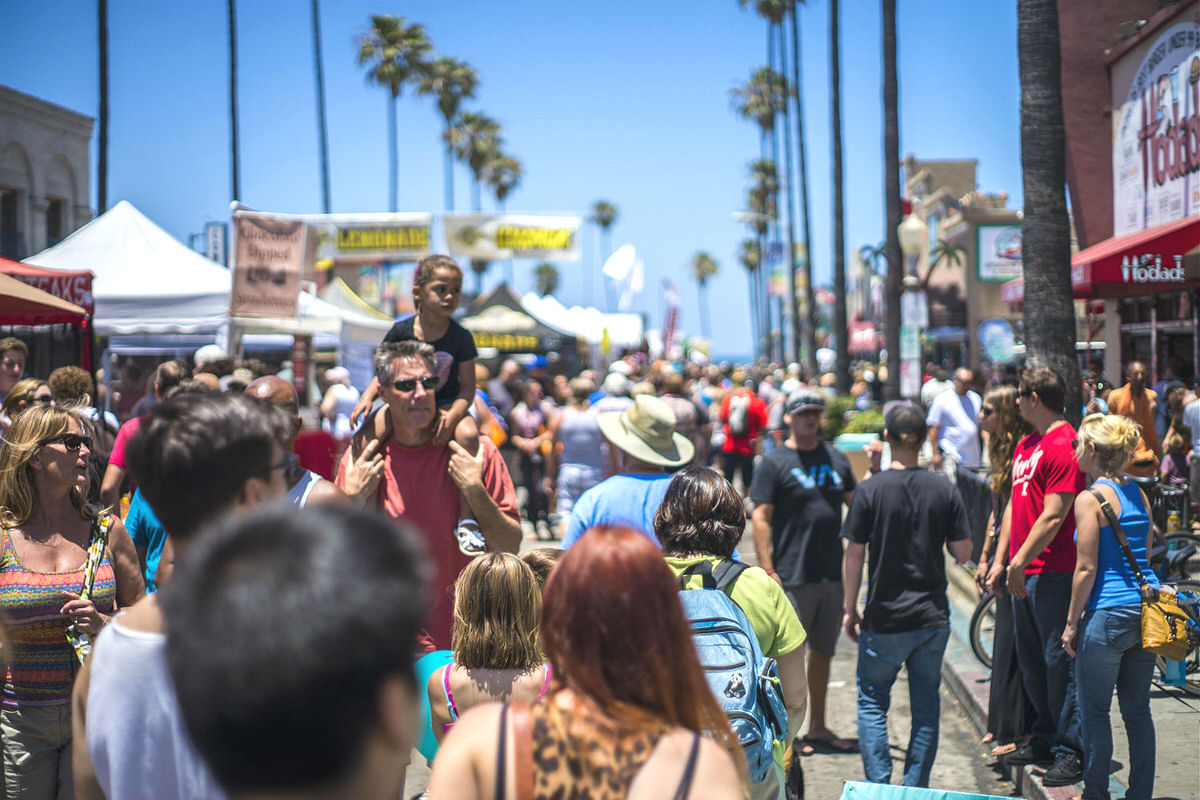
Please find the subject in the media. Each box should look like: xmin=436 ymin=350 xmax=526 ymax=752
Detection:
xmin=942 ymin=562 xmax=1200 ymax=800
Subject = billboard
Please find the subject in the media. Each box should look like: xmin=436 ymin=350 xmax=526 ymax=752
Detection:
xmin=976 ymin=224 xmax=1023 ymax=282
xmin=230 ymin=210 xmax=308 ymax=319
xmin=1112 ymin=21 xmax=1200 ymax=236
xmin=314 ymin=213 xmax=433 ymax=263
xmin=444 ymin=214 xmax=582 ymax=261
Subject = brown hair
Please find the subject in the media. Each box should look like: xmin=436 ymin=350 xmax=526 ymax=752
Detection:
xmin=451 ymin=553 xmax=543 ymax=670
xmin=1163 ymin=423 xmax=1190 ymax=457
xmin=412 ymin=254 xmax=463 ymax=311
xmin=154 ymin=360 xmax=191 ymax=397
xmin=520 ymin=547 xmax=562 ymax=591
xmin=47 ymin=366 xmax=94 ymax=406
xmin=984 ymin=385 xmax=1033 ymax=496
xmin=0 ymin=337 xmax=28 ymax=359
xmin=0 ymin=378 xmax=48 ymax=420
xmin=654 ymin=467 xmax=746 ymax=558
xmin=1019 ymin=365 xmax=1066 ymax=413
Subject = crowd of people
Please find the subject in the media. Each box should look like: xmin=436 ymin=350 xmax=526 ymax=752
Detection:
xmin=0 ymin=248 xmax=1190 ymax=799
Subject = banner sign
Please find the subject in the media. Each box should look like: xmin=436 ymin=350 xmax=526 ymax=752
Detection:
xmin=314 ymin=213 xmax=432 ymax=263
xmin=231 ymin=210 xmax=308 ymax=319
xmin=13 ymin=272 xmax=94 ymax=314
xmin=1112 ymin=21 xmax=1200 ymax=236
xmin=444 ymin=214 xmax=582 ymax=262
xmin=976 ymin=224 xmax=1023 ymax=282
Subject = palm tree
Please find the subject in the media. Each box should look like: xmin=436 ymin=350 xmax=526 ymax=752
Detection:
xmin=1018 ymin=0 xmax=1079 ymax=420
xmin=417 ymin=57 xmax=478 ymax=212
xmin=830 ymin=0 xmax=849 ymax=392
xmin=447 ymin=111 xmax=501 ymax=212
xmin=882 ymin=0 xmax=902 ymax=399
xmin=788 ymin=0 xmax=818 ymax=375
xmin=535 ymin=262 xmax=559 ymax=297
xmin=690 ymin=252 xmax=719 ymax=339
xmin=747 ymin=159 xmax=778 ymax=359
xmin=469 ymin=258 xmax=490 ymax=298
xmin=356 ymin=15 xmax=431 ymax=212
xmin=590 ymin=200 xmax=618 ymax=308
xmin=228 ymin=0 xmax=240 ymax=202
xmin=739 ymin=237 xmax=764 ymax=345
xmin=311 ymin=0 xmax=331 ymax=212
xmin=923 ymin=239 xmax=967 ymax=290
xmin=98 ymin=0 xmax=109 ymax=213
xmin=485 ymin=153 xmax=522 ymax=211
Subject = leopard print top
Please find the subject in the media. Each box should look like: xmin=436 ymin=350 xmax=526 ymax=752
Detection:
xmin=529 ymin=699 xmax=673 ymax=799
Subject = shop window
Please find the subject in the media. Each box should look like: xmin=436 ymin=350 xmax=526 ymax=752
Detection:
xmin=46 ymin=197 xmax=65 ymax=246
xmin=0 ymin=187 xmax=20 ymax=259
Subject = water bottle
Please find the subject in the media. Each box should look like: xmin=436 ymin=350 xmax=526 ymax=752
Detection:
xmin=1163 ymin=657 xmax=1187 ymax=686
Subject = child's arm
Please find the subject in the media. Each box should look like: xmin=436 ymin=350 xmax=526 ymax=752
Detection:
xmin=351 ymin=377 xmax=380 ymax=426
xmin=433 ymin=359 xmax=477 ymax=447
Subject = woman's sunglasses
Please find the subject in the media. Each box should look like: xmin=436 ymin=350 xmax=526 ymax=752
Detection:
xmin=38 ymin=433 xmax=93 ymax=452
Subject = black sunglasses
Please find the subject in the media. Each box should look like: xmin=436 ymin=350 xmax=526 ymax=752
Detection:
xmin=980 ymin=406 xmax=994 ymax=417
xmin=38 ymin=433 xmax=93 ymax=452
xmin=268 ymin=453 xmax=301 ymax=478
xmin=392 ymin=376 xmax=438 ymax=393
xmin=1017 ymin=388 xmax=1034 ymax=398
xmin=30 ymin=396 xmax=54 ymax=405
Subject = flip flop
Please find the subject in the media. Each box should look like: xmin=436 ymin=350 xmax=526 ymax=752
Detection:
xmin=799 ymin=733 xmax=859 ymax=755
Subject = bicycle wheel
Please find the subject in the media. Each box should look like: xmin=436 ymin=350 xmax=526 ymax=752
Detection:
xmin=969 ymin=592 xmax=997 ymax=670
xmin=1154 ymin=579 xmax=1200 ymax=697
xmin=1162 ymin=533 xmax=1200 ymax=583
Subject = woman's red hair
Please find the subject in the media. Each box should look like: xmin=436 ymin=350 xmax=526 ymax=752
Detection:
xmin=541 ymin=526 xmax=742 ymax=761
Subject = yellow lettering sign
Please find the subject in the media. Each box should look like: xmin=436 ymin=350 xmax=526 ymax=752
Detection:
xmin=472 ymin=333 xmax=540 ymax=351
xmin=494 ymin=226 xmax=572 ymax=252
xmin=337 ymin=226 xmax=430 ymax=251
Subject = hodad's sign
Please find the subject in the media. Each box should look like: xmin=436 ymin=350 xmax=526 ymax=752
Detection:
xmin=1119 ymin=253 xmax=1185 ymax=283
xmin=444 ymin=214 xmax=582 ymax=262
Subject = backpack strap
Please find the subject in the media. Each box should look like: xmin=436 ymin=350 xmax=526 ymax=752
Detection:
xmin=1088 ymin=486 xmax=1150 ymax=589
xmin=677 ymin=558 xmax=748 ymax=596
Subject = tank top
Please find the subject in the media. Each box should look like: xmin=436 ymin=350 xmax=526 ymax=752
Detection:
xmin=0 ymin=522 xmax=117 ymax=706
xmin=323 ymin=383 xmax=361 ymax=439
xmin=286 ymin=469 xmax=322 ymax=508
xmin=557 ymin=406 xmax=607 ymax=473
xmin=1087 ymin=478 xmax=1160 ymax=610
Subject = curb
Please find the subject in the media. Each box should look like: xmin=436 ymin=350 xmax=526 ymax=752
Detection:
xmin=942 ymin=563 xmax=1083 ymax=800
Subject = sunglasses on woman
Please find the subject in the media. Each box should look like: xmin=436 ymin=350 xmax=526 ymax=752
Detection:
xmin=38 ymin=433 xmax=93 ymax=452
xmin=392 ymin=376 xmax=438 ymax=393
xmin=980 ymin=406 xmax=995 ymax=417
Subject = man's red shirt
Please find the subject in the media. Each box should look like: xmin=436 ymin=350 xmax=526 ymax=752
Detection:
xmin=1009 ymin=422 xmax=1084 ymax=575
xmin=720 ymin=389 xmax=768 ymax=455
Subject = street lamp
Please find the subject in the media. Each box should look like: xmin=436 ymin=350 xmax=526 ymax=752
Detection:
xmin=897 ymin=212 xmax=929 ymax=399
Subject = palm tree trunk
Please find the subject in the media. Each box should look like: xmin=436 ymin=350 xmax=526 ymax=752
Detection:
xmin=700 ymin=282 xmax=712 ymax=340
xmin=97 ymin=0 xmax=108 ymax=213
xmin=443 ymin=139 xmax=454 ymax=212
xmin=789 ymin=5 xmax=817 ymax=378
xmin=778 ymin=20 xmax=799 ymax=364
xmin=1018 ymin=0 xmax=1079 ymax=422
xmin=311 ymin=0 xmax=331 ymax=213
xmin=764 ymin=23 xmax=778 ymax=361
xmin=882 ymin=0 xmax=902 ymax=401
xmin=227 ymin=0 xmax=241 ymax=202
xmin=388 ymin=95 xmax=398 ymax=212
xmin=830 ymin=0 xmax=849 ymax=392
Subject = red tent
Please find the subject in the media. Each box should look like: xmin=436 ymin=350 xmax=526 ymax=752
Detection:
xmin=0 ymin=256 xmax=95 ymax=371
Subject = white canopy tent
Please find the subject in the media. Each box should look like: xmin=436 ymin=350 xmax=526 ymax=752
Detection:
xmin=24 ymin=200 xmax=231 ymax=336
xmin=520 ymin=292 xmax=644 ymax=349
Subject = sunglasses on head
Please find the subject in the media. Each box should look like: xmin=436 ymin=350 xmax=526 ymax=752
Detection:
xmin=38 ymin=433 xmax=92 ymax=452
xmin=392 ymin=376 xmax=438 ymax=393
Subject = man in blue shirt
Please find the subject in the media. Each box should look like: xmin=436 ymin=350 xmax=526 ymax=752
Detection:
xmin=124 ymin=488 xmax=168 ymax=592
xmin=561 ymin=395 xmax=694 ymax=548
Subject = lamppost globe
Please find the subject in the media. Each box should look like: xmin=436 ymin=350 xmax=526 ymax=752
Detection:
xmin=897 ymin=213 xmax=928 ymax=257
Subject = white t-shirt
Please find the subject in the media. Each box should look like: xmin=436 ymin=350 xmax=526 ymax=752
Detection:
xmin=1183 ymin=399 xmax=1200 ymax=452
xmin=926 ymin=389 xmax=982 ymax=467
xmin=87 ymin=617 xmax=226 ymax=800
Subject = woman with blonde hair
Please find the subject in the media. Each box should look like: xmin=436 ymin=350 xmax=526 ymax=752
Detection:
xmin=1064 ymin=414 xmax=1158 ymax=800
xmin=975 ymin=384 xmax=1034 ymax=756
xmin=0 ymin=405 xmax=143 ymax=798
xmin=428 ymin=552 xmax=551 ymax=744
xmin=0 ymin=378 xmax=54 ymax=434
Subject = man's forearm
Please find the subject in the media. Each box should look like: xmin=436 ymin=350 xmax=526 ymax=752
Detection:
xmin=842 ymin=544 xmax=865 ymax=613
xmin=750 ymin=510 xmax=773 ymax=571
xmin=1013 ymin=510 xmax=1068 ymax=569
xmin=465 ymin=485 xmax=520 ymax=553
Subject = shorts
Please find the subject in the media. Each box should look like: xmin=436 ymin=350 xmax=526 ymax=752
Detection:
xmin=555 ymin=464 xmax=603 ymax=518
xmin=783 ymin=581 xmax=843 ymax=657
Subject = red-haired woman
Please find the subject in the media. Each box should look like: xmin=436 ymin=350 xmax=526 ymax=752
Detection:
xmin=426 ymin=526 xmax=744 ymax=799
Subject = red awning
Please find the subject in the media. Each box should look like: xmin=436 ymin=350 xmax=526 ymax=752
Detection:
xmin=1002 ymin=215 xmax=1199 ymax=305
xmin=0 ymin=271 xmax=88 ymax=325
xmin=0 ymin=256 xmax=94 ymax=315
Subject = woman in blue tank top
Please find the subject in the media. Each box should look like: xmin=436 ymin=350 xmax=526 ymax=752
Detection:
xmin=1064 ymin=414 xmax=1159 ymax=800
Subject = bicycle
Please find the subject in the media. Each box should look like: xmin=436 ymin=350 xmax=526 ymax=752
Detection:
xmin=969 ymin=590 xmax=997 ymax=670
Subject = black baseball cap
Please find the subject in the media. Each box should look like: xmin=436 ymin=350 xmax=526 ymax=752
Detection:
xmin=786 ymin=388 xmax=826 ymax=414
xmin=884 ymin=402 xmax=926 ymax=441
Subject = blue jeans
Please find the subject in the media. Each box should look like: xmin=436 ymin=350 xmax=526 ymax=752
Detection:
xmin=1011 ymin=570 xmax=1082 ymax=757
xmin=1076 ymin=603 xmax=1156 ymax=800
xmin=856 ymin=624 xmax=951 ymax=786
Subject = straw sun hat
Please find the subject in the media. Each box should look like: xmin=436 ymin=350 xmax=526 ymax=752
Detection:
xmin=597 ymin=395 xmax=695 ymax=468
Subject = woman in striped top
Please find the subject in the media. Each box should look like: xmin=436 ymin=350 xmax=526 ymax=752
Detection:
xmin=0 ymin=405 xmax=143 ymax=799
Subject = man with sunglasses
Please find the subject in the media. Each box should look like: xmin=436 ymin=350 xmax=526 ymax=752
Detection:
xmin=336 ymin=341 xmax=520 ymax=652
xmin=245 ymin=376 xmax=344 ymax=508
xmin=1001 ymin=366 xmax=1085 ymax=787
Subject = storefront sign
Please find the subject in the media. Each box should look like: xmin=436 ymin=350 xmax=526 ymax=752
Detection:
xmin=231 ymin=211 xmax=307 ymax=319
xmin=976 ymin=224 xmax=1023 ymax=281
xmin=1118 ymin=253 xmax=1185 ymax=283
xmin=444 ymin=214 xmax=582 ymax=261
xmin=1112 ymin=21 xmax=1200 ymax=235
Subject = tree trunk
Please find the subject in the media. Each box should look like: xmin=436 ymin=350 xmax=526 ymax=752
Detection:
xmin=1018 ymin=0 xmax=1079 ymax=423
xmin=699 ymin=282 xmax=712 ymax=340
xmin=789 ymin=6 xmax=817 ymax=377
xmin=831 ymin=0 xmax=850 ymax=391
xmin=388 ymin=96 xmax=398 ymax=213
xmin=311 ymin=0 xmax=331 ymax=213
xmin=97 ymin=0 xmax=108 ymax=214
xmin=228 ymin=0 xmax=240 ymax=203
xmin=764 ymin=23 xmax=779 ymax=361
xmin=882 ymin=0 xmax=902 ymax=400
xmin=779 ymin=19 xmax=800 ymax=364
xmin=443 ymin=140 xmax=454 ymax=212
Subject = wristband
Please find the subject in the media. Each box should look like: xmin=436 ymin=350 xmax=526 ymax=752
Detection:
xmin=765 ymin=568 xmax=777 ymax=575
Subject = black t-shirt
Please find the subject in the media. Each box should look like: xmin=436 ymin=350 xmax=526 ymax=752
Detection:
xmin=841 ymin=469 xmax=970 ymax=634
xmin=750 ymin=442 xmax=856 ymax=585
xmin=383 ymin=316 xmax=478 ymax=406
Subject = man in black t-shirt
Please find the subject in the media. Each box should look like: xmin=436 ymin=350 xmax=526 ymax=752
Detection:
xmin=750 ymin=388 xmax=856 ymax=754
xmin=841 ymin=403 xmax=972 ymax=786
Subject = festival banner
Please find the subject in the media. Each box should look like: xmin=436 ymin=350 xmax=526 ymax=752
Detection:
xmin=1112 ymin=21 xmax=1200 ymax=236
xmin=313 ymin=213 xmax=433 ymax=263
xmin=444 ymin=214 xmax=582 ymax=262
xmin=975 ymin=224 xmax=1023 ymax=282
xmin=230 ymin=210 xmax=309 ymax=319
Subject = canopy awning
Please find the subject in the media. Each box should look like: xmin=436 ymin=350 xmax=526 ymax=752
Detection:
xmin=0 ymin=271 xmax=88 ymax=325
xmin=1003 ymin=215 xmax=1200 ymax=306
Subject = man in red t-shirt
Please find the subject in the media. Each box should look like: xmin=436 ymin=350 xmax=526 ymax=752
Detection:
xmin=719 ymin=373 xmax=768 ymax=495
xmin=995 ymin=366 xmax=1085 ymax=787
xmin=336 ymin=340 xmax=521 ymax=652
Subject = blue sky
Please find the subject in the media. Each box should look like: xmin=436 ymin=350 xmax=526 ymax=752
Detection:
xmin=0 ymin=0 xmax=1021 ymax=359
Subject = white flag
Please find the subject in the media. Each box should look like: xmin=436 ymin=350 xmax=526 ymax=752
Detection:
xmin=618 ymin=258 xmax=644 ymax=311
xmin=602 ymin=244 xmax=637 ymax=282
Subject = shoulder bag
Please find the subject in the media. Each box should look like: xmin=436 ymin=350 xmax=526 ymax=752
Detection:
xmin=65 ymin=514 xmax=110 ymax=664
xmin=1089 ymin=487 xmax=1199 ymax=661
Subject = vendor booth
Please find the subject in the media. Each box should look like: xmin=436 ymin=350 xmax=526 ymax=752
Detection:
xmin=462 ymin=285 xmax=583 ymax=368
xmin=0 ymin=257 xmax=94 ymax=373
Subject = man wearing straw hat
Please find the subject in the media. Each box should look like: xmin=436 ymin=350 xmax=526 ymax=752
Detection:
xmin=561 ymin=394 xmax=695 ymax=548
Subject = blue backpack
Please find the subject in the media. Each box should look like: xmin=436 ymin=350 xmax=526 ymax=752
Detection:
xmin=677 ymin=559 xmax=789 ymax=783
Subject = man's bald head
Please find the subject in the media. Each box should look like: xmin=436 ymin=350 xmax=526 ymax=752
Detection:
xmin=246 ymin=376 xmax=300 ymax=415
